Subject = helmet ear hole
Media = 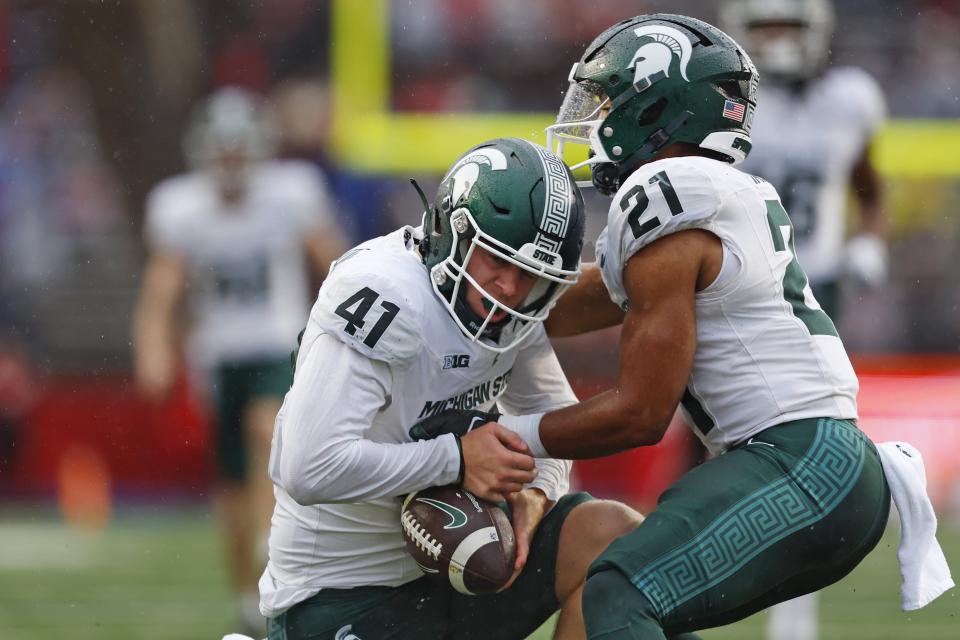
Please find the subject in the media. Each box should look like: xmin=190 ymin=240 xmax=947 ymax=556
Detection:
xmin=716 ymin=80 xmax=745 ymax=100
xmin=638 ymin=98 xmax=668 ymax=126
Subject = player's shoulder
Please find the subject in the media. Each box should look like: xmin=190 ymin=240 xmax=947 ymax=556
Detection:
xmin=819 ymin=66 xmax=886 ymax=123
xmin=821 ymin=66 xmax=882 ymax=95
xmin=598 ymin=157 xmax=733 ymax=305
xmin=256 ymin=159 xmax=323 ymax=184
xmin=624 ymin=155 xmax=735 ymax=199
xmin=147 ymin=171 xmax=205 ymax=210
xmin=311 ymin=227 xmax=430 ymax=366
xmin=253 ymin=159 xmax=327 ymax=196
xmin=606 ymin=156 xmax=727 ymax=247
xmin=144 ymin=171 xmax=211 ymax=237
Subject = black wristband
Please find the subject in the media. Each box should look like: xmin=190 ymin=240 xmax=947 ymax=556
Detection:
xmin=454 ymin=434 xmax=466 ymax=486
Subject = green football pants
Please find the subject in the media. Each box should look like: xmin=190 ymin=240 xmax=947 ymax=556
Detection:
xmin=583 ymin=417 xmax=890 ymax=639
xmin=212 ymin=358 xmax=291 ymax=481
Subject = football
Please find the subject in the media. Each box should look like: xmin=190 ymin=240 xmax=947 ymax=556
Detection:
xmin=401 ymin=485 xmax=516 ymax=595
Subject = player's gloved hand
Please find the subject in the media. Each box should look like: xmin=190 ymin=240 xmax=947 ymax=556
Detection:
xmin=409 ymin=409 xmax=502 ymax=441
xmin=842 ymin=234 xmax=888 ymax=288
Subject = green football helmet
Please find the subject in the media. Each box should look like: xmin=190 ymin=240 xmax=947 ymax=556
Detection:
xmin=546 ymin=14 xmax=759 ymax=195
xmin=420 ymin=138 xmax=585 ymax=352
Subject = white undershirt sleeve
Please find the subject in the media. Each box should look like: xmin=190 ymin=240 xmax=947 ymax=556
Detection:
xmin=273 ymin=331 xmax=461 ymax=505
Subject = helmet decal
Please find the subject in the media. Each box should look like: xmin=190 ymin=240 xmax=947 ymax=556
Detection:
xmin=444 ymin=148 xmax=509 ymax=203
xmin=531 ymin=144 xmax=573 ymax=262
xmin=630 ymin=25 xmax=693 ymax=90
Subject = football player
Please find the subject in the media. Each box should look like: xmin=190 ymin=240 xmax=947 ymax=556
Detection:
xmin=258 ymin=138 xmax=642 ymax=640
xmin=417 ymin=14 xmax=893 ymax=639
xmin=132 ymin=87 xmax=346 ymax=634
xmin=720 ymin=0 xmax=888 ymax=321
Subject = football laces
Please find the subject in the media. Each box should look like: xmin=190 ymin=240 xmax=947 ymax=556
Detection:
xmin=401 ymin=510 xmax=442 ymax=560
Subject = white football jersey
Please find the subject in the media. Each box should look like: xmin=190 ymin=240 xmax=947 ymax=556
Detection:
xmin=596 ymin=156 xmax=858 ymax=455
xmin=145 ymin=160 xmax=334 ymax=367
xmin=260 ymin=226 xmax=575 ymax=617
xmin=738 ymin=67 xmax=886 ymax=284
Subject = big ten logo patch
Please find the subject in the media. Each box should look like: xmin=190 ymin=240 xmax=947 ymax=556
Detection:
xmin=443 ymin=354 xmax=471 ymax=370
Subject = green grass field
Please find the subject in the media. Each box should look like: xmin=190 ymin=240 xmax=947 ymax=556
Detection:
xmin=0 ymin=505 xmax=956 ymax=639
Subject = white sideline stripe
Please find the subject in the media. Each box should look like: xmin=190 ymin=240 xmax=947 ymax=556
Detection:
xmin=448 ymin=526 xmax=499 ymax=595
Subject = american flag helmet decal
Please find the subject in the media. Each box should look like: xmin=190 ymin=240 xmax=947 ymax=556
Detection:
xmin=722 ymin=99 xmax=746 ymax=122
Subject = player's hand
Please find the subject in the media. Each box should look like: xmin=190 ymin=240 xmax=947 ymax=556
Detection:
xmin=134 ymin=348 xmax=177 ymax=403
xmin=497 ymin=488 xmax=551 ymax=592
xmin=409 ymin=408 xmax=501 ymax=441
xmin=459 ymin=423 xmax=535 ymax=502
xmin=842 ymin=233 xmax=888 ymax=288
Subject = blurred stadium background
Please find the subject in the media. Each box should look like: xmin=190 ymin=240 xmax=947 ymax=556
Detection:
xmin=0 ymin=0 xmax=958 ymax=638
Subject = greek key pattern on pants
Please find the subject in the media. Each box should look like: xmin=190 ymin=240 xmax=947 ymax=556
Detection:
xmin=632 ymin=419 xmax=865 ymax=618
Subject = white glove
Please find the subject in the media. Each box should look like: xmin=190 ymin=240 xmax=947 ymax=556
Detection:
xmin=841 ymin=234 xmax=888 ymax=288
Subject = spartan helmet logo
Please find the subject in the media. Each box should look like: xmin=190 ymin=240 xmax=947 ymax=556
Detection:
xmin=443 ymin=148 xmax=508 ymax=203
xmin=628 ymin=25 xmax=693 ymax=92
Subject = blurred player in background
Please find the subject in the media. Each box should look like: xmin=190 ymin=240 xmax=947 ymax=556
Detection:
xmin=720 ymin=2 xmax=888 ymax=637
xmin=132 ymin=87 xmax=346 ymax=635
xmin=259 ymin=138 xmax=642 ymax=640
xmin=721 ymin=0 xmax=888 ymax=322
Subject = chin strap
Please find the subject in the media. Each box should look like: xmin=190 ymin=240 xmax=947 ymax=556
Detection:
xmin=591 ymin=163 xmax=621 ymax=195
xmin=410 ymin=178 xmax=431 ymax=213
xmin=635 ymin=110 xmax=694 ymax=159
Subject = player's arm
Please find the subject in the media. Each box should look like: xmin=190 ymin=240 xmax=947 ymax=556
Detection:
xmin=131 ymin=249 xmax=186 ymax=402
xmin=530 ymin=229 xmax=720 ymax=459
xmin=544 ymin=262 xmax=625 ymax=337
xmin=275 ymin=330 xmax=454 ymax=504
xmin=851 ymin=143 xmax=886 ymax=237
xmin=843 ymin=70 xmax=888 ymax=287
xmin=492 ymin=328 xmax=578 ymax=585
xmin=277 ymin=330 xmax=535 ymax=505
xmin=497 ymin=328 xmax=578 ymax=500
xmin=841 ymin=144 xmax=888 ymax=288
xmin=307 ymin=258 xmax=536 ymax=502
